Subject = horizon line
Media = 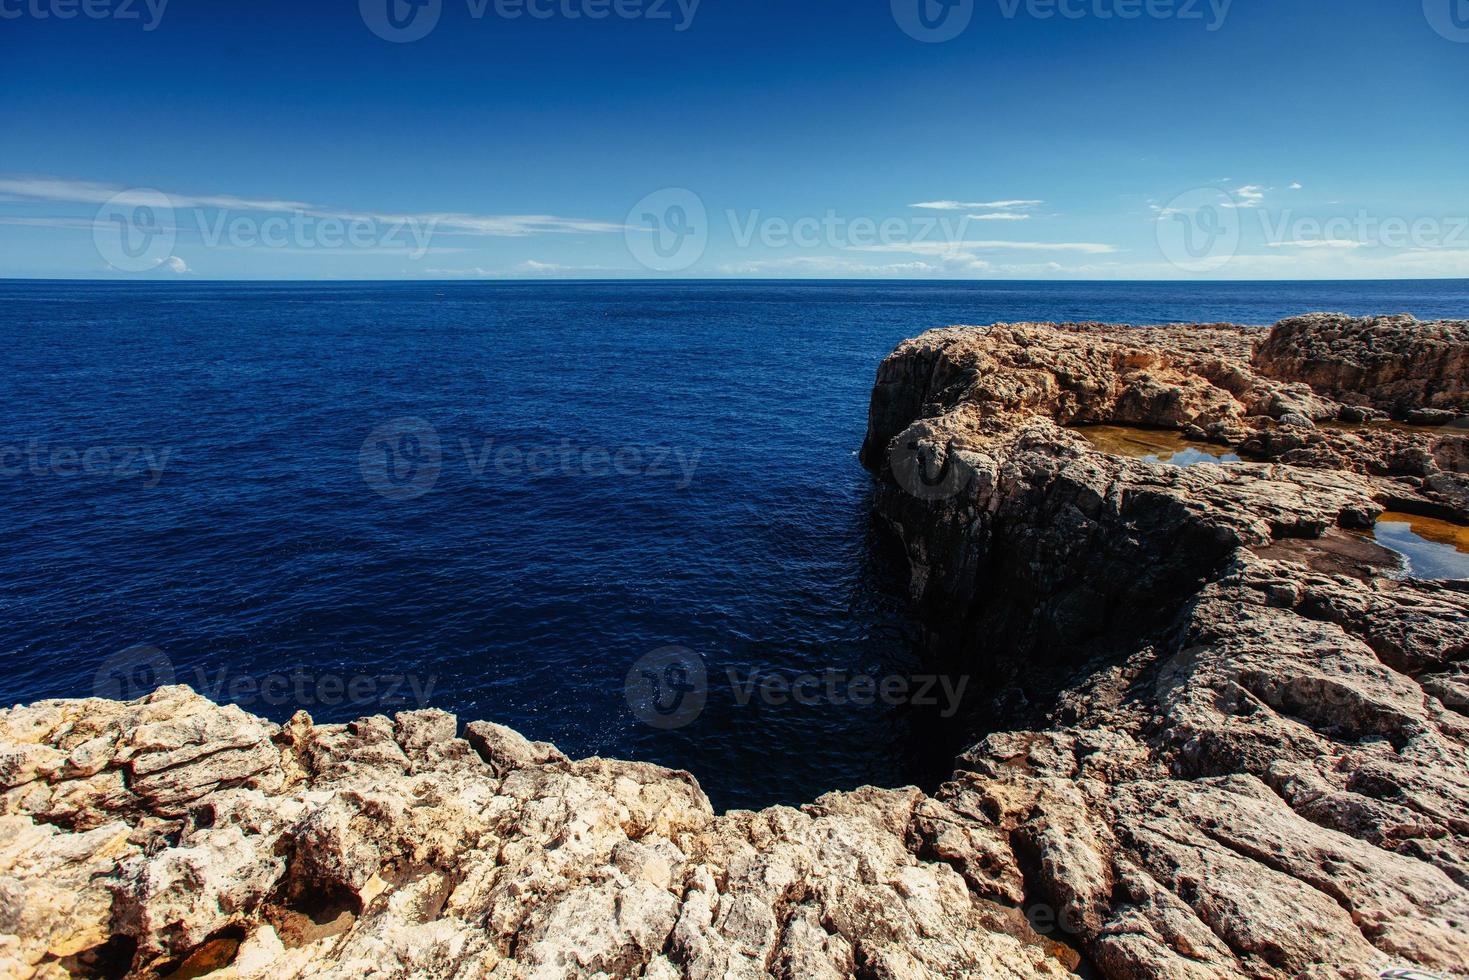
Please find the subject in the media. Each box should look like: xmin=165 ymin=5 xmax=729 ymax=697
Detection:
xmin=3 ymin=276 xmax=1469 ymax=286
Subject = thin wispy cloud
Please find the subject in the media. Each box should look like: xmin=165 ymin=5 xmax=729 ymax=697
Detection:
xmin=909 ymin=199 xmax=1044 ymax=211
xmin=851 ymin=240 xmax=1116 ymax=255
xmin=511 ymin=259 xmax=616 ymax=275
xmin=0 ymin=177 xmax=317 ymax=214
xmin=425 ymin=261 xmax=618 ymax=278
xmin=0 ymin=216 xmax=106 ymax=231
xmin=718 ymin=256 xmax=940 ymax=276
xmin=1266 ymin=239 xmax=1366 ymax=249
xmin=0 ymin=176 xmax=622 ymax=238
xmin=968 ymin=212 xmax=1031 ymax=221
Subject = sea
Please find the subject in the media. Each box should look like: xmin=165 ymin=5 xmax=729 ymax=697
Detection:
xmin=3 ymin=278 xmax=1466 ymax=811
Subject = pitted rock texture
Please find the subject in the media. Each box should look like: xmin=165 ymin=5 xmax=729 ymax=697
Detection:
xmin=1254 ymin=313 xmax=1469 ymax=418
xmin=861 ymin=313 xmax=1469 ymax=979
xmin=0 ymin=688 xmax=1072 ymax=980
xmin=860 ymin=315 xmax=1469 ymax=615
xmin=6 ymin=313 xmax=1469 ymax=980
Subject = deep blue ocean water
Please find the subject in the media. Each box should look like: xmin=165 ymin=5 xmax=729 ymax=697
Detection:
xmin=3 ymin=278 xmax=1467 ymax=810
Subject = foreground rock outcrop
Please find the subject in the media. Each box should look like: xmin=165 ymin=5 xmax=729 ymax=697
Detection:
xmin=4 ymin=312 xmax=1468 ymax=979
xmin=0 ymin=688 xmax=1077 ymax=979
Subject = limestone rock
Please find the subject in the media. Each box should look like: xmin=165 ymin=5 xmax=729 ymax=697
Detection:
xmin=861 ymin=314 xmax=1469 ymax=979
xmin=0 ymin=689 xmax=1071 ymax=979
xmin=5 ymin=313 xmax=1468 ymax=979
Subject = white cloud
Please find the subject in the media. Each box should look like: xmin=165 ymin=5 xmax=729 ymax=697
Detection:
xmin=0 ymin=176 xmax=315 ymax=213
xmin=510 ymin=259 xmax=615 ymax=275
xmin=968 ymin=212 xmax=1031 ymax=221
xmin=0 ymin=216 xmax=105 ymax=230
xmin=910 ymin=199 xmax=1043 ymax=211
xmin=424 ymin=267 xmax=499 ymax=278
xmin=850 ymin=240 xmax=1117 ymax=255
xmin=424 ymin=260 xmax=615 ymax=278
xmin=1232 ymin=185 xmax=1267 ymax=206
xmin=163 ymin=256 xmax=192 ymax=274
xmin=1289 ymin=182 xmax=1304 ymax=190
xmin=717 ymin=256 xmax=943 ymax=276
xmin=1265 ymin=239 xmax=1365 ymax=249
xmin=0 ymin=175 xmax=622 ymax=238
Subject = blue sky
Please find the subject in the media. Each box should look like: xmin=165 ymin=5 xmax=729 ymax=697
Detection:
xmin=2 ymin=0 xmax=1467 ymax=280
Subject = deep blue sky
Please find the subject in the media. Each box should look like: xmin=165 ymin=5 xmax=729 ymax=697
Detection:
xmin=3 ymin=0 xmax=1467 ymax=279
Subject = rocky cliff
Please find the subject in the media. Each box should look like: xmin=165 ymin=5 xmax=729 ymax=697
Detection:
xmin=4 ymin=313 xmax=1468 ymax=980
xmin=860 ymin=312 xmax=1469 ymax=979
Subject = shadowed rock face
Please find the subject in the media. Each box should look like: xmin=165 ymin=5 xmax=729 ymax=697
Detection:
xmin=3 ymin=313 xmax=1468 ymax=980
xmin=863 ymin=313 xmax=1469 ymax=979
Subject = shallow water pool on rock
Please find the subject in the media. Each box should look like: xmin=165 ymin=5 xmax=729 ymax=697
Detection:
xmin=1073 ymin=425 xmax=1241 ymax=466
xmin=1372 ymin=512 xmax=1469 ymax=581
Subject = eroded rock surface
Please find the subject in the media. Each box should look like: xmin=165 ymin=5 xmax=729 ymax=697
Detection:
xmin=1255 ymin=313 xmax=1469 ymax=419
xmin=0 ymin=689 xmax=1072 ymax=980
xmin=5 ymin=312 xmax=1468 ymax=979
xmin=863 ymin=313 xmax=1469 ymax=979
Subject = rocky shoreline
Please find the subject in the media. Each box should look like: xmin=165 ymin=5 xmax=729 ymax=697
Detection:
xmin=4 ymin=314 xmax=1468 ymax=979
